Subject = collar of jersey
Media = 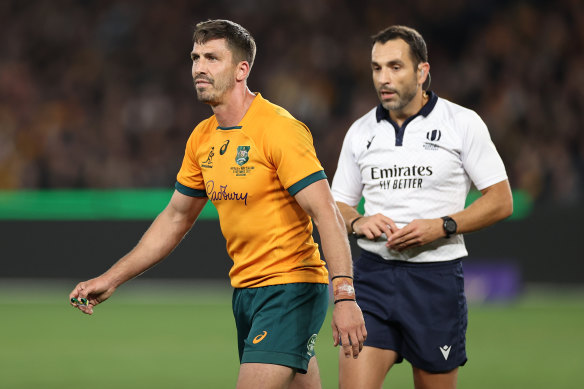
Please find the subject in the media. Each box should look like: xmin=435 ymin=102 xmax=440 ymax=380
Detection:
xmin=375 ymin=91 xmax=438 ymax=146
xmin=375 ymin=90 xmax=438 ymax=123
xmin=216 ymin=125 xmax=242 ymax=130
xmin=215 ymin=92 xmax=263 ymax=131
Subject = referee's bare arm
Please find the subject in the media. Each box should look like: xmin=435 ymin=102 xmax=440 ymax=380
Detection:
xmin=387 ymin=179 xmax=513 ymax=250
xmin=69 ymin=191 xmax=207 ymax=314
xmin=448 ymin=179 xmax=513 ymax=234
xmin=294 ymin=179 xmax=367 ymax=359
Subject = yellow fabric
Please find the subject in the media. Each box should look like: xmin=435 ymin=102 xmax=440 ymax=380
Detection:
xmin=176 ymin=94 xmax=329 ymax=288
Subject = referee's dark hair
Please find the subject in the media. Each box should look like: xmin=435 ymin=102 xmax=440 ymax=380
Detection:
xmin=193 ymin=19 xmax=257 ymax=70
xmin=371 ymin=25 xmax=428 ymax=67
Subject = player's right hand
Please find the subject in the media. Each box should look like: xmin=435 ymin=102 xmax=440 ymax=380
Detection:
xmin=332 ymin=300 xmax=367 ymax=359
xmin=69 ymin=277 xmax=116 ymax=315
xmin=352 ymin=213 xmax=398 ymax=241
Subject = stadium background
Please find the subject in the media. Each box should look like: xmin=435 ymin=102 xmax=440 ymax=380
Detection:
xmin=0 ymin=0 xmax=582 ymax=388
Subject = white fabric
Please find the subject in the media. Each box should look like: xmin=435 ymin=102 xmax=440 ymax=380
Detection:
xmin=331 ymin=95 xmax=507 ymax=262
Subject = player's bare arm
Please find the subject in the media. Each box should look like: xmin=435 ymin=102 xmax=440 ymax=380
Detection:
xmin=294 ymin=180 xmax=367 ymax=359
xmin=336 ymin=201 xmax=398 ymax=240
xmin=69 ymin=191 xmax=208 ymax=314
xmin=387 ymin=179 xmax=513 ymax=251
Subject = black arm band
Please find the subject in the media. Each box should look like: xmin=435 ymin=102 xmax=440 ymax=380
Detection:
xmin=331 ymin=275 xmax=353 ymax=281
xmin=350 ymin=217 xmax=363 ymax=235
xmin=334 ymin=298 xmax=356 ymax=304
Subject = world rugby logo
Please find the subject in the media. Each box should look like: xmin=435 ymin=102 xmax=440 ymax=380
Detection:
xmin=426 ymin=129 xmax=441 ymax=142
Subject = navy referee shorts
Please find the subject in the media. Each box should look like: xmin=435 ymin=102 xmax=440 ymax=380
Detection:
xmin=354 ymin=250 xmax=468 ymax=373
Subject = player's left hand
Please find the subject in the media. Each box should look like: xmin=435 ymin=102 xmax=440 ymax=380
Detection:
xmin=386 ymin=218 xmax=443 ymax=251
xmin=332 ymin=301 xmax=367 ymax=359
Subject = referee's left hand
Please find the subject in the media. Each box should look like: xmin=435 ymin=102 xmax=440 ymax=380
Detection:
xmin=332 ymin=301 xmax=367 ymax=358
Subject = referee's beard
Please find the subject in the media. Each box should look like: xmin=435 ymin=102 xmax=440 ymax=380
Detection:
xmin=377 ymin=75 xmax=419 ymax=112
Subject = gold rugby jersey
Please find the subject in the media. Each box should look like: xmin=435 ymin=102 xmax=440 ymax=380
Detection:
xmin=176 ymin=94 xmax=329 ymax=288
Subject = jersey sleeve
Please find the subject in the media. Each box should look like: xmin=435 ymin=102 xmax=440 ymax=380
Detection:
xmin=265 ymin=118 xmax=326 ymax=196
xmin=460 ymin=111 xmax=508 ymax=190
xmin=331 ymin=125 xmax=364 ymax=207
xmin=175 ymin=129 xmax=207 ymax=197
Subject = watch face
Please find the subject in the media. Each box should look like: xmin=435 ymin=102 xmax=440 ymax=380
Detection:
xmin=445 ymin=219 xmax=456 ymax=234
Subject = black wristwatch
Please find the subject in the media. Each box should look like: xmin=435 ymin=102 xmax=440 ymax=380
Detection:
xmin=441 ymin=216 xmax=457 ymax=238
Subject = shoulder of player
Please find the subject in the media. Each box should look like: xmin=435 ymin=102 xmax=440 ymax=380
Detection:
xmin=189 ymin=116 xmax=217 ymax=137
xmin=255 ymin=104 xmax=312 ymax=139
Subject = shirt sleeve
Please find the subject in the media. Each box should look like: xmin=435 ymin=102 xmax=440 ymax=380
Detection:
xmin=331 ymin=125 xmax=364 ymax=207
xmin=460 ymin=111 xmax=508 ymax=190
xmin=265 ymin=118 xmax=325 ymax=195
xmin=176 ymin=128 xmax=207 ymax=197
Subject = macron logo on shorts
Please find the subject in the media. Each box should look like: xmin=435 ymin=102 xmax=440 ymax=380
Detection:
xmin=439 ymin=345 xmax=452 ymax=360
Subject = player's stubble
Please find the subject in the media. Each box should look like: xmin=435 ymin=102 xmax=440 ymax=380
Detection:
xmin=193 ymin=70 xmax=236 ymax=105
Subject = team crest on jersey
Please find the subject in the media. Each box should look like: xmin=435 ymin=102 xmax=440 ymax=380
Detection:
xmin=235 ymin=146 xmax=250 ymax=166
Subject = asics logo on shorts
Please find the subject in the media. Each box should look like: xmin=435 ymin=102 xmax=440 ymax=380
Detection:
xmin=253 ymin=331 xmax=268 ymax=344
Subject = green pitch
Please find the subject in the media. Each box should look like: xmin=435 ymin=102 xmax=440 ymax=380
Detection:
xmin=1 ymin=280 xmax=582 ymax=388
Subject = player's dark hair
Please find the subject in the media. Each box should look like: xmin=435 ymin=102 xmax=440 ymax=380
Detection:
xmin=371 ymin=25 xmax=428 ymax=67
xmin=193 ymin=19 xmax=256 ymax=70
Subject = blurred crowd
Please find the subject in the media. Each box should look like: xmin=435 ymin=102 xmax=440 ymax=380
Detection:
xmin=0 ymin=0 xmax=582 ymax=206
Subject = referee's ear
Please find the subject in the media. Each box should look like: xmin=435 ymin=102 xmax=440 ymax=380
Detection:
xmin=417 ymin=62 xmax=430 ymax=87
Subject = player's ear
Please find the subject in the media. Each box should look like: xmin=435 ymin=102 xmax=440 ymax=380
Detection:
xmin=236 ymin=61 xmax=250 ymax=82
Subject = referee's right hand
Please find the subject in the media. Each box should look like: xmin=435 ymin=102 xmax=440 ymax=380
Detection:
xmin=352 ymin=213 xmax=398 ymax=241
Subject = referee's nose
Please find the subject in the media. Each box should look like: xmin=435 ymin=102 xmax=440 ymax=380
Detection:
xmin=374 ymin=67 xmax=395 ymax=89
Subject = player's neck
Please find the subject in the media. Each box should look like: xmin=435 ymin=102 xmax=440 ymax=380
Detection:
xmin=212 ymin=86 xmax=256 ymax=127
xmin=389 ymin=91 xmax=428 ymax=127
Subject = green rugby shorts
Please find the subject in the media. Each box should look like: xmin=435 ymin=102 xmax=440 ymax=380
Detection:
xmin=232 ymin=282 xmax=328 ymax=374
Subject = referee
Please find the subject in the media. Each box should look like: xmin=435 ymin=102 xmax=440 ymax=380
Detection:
xmin=331 ymin=25 xmax=513 ymax=389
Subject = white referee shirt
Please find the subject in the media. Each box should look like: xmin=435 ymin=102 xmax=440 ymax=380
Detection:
xmin=331 ymin=92 xmax=508 ymax=262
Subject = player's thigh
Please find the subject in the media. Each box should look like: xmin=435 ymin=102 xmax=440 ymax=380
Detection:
xmin=290 ymin=356 xmax=321 ymax=389
xmin=236 ymin=362 xmax=295 ymax=389
xmin=339 ymin=346 xmax=399 ymax=389
xmin=412 ymin=366 xmax=458 ymax=389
